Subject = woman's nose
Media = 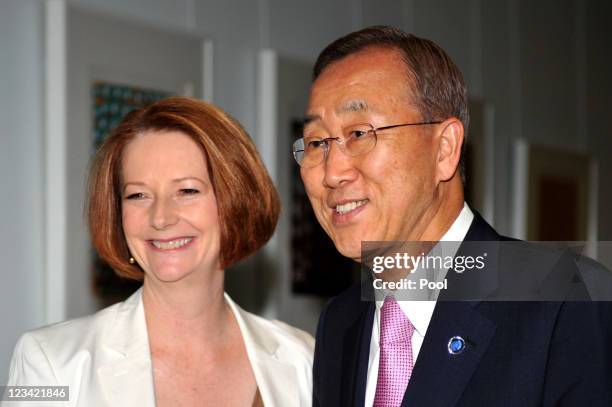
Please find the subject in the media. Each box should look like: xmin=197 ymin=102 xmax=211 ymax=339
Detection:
xmin=150 ymin=197 xmax=179 ymax=230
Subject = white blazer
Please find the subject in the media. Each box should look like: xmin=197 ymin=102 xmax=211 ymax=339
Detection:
xmin=4 ymin=289 xmax=314 ymax=406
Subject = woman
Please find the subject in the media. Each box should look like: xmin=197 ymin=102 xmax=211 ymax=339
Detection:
xmin=6 ymin=97 xmax=314 ymax=406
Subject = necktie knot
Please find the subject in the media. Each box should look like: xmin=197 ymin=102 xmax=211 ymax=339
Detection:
xmin=379 ymin=296 xmax=415 ymax=344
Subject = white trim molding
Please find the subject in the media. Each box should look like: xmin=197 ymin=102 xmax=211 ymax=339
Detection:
xmin=511 ymin=138 xmax=528 ymax=240
xmin=44 ymin=0 xmax=68 ymax=324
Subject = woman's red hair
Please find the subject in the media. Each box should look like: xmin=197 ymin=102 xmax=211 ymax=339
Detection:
xmin=87 ymin=97 xmax=280 ymax=279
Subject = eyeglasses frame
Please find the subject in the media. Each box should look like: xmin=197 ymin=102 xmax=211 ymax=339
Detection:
xmin=293 ymin=120 xmax=442 ymax=167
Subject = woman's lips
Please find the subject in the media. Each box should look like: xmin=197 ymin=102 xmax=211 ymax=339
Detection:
xmin=147 ymin=237 xmax=195 ymax=252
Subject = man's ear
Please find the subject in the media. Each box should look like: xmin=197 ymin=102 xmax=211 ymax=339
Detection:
xmin=435 ymin=118 xmax=464 ymax=183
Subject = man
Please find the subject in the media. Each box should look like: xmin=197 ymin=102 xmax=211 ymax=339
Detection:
xmin=294 ymin=26 xmax=611 ymax=406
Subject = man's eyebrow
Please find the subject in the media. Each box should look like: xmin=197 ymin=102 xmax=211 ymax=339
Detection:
xmin=303 ymin=100 xmax=370 ymax=127
xmin=336 ymin=100 xmax=369 ymax=114
xmin=303 ymin=114 xmax=321 ymax=127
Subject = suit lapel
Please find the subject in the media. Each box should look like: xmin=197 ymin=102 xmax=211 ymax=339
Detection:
xmin=225 ymin=294 xmax=299 ymax=407
xmin=401 ymin=212 xmax=500 ymax=406
xmin=97 ymin=288 xmax=156 ymax=407
xmin=340 ymin=300 xmax=374 ymax=407
xmin=401 ymin=300 xmax=496 ymax=406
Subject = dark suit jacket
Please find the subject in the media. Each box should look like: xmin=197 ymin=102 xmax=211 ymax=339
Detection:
xmin=313 ymin=213 xmax=612 ymax=406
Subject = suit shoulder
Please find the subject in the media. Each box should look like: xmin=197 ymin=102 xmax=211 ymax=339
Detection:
xmin=21 ymin=300 xmax=123 ymax=361
xmin=7 ymin=301 xmax=124 ymax=386
xmin=30 ymin=300 xmax=119 ymax=339
xmin=320 ymin=284 xmax=365 ymax=322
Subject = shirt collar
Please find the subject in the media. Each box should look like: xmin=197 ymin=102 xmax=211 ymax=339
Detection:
xmin=440 ymin=202 xmax=474 ymax=242
xmin=374 ymin=203 xmax=474 ymax=338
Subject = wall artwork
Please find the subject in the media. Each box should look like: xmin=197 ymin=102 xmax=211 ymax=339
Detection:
xmin=92 ymin=81 xmax=171 ymax=149
xmin=91 ymin=81 xmax=172 ymax=305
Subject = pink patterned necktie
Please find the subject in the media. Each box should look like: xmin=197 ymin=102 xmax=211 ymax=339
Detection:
xmin=373 ymin=296 xmax=415 ymax=407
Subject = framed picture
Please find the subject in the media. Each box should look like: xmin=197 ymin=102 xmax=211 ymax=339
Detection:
xmin=92 ymin=82 xmax=172 ymax=150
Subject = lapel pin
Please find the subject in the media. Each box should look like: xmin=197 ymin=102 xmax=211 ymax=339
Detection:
xmin=447 ymin=336 xmax=466 ymax=355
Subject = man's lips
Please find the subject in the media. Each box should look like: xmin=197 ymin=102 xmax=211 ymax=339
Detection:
xmin=329 ymin=198 xmax=369 ymax=215
xmin=328 ymin=199 xmax=369 ymax=224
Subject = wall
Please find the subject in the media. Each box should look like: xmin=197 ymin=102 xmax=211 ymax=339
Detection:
xmin=0 ymin=0 xmax=46 ymax=385
xmin=1 ymin=0 xmax=611 ymax=385
xmin=69 ymin=0 xmax=260 ymax=133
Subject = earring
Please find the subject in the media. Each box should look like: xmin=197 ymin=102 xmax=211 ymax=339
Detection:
xmin=129 ymin=257 xmax=135 ymax=264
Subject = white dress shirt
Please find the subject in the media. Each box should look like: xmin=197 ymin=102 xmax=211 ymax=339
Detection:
xmin=364 ymin=203 xmax=474 ymax=406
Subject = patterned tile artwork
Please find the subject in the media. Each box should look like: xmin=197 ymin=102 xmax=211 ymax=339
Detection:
xmin=92 ymin=81 xmax=171 ymax=149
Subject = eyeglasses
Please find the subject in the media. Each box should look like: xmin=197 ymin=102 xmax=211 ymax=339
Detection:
xmin=292 ymin=121 xmax=441 ymax=168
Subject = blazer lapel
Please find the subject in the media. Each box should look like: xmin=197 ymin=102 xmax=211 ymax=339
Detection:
xmin=401 ymin=300 xmax=496 ymax=406
xmin=401 ymin=212 xmax=500 ymax=406
xmin=225 ymin=294 xmax=299 ymax=407
xmin=97 ymin=289 xmax=156 ymax=407
xmin=341 ymin=300 xmax=375 ymax=407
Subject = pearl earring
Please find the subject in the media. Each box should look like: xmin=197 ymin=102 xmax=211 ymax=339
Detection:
xmin=129 ymin=257 xmax=135 ymax=264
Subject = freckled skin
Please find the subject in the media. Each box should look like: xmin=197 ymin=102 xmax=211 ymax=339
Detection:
xmin=301 ymin=47 xmax=464 ymax=261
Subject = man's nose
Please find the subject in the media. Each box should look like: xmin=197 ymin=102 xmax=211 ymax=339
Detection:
xmin=322 ymin=141 xmax=358 ymax=188
xmin=150 ymin=197 xmax=179 ymax=230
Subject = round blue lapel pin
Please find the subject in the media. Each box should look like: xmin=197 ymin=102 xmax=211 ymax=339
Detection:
xmin=447 ymin=336 xmax=466 ymax=355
